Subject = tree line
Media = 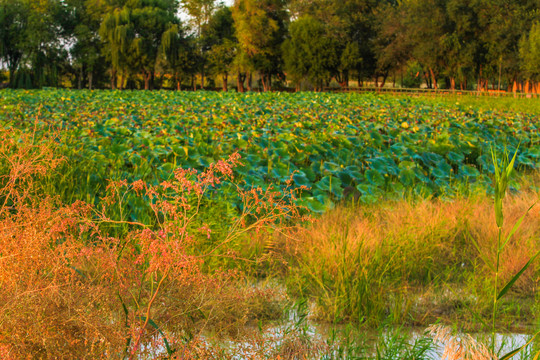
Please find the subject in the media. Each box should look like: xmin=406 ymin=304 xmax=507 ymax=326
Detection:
xmin=1 ymin=0 xmax=540 ymax=92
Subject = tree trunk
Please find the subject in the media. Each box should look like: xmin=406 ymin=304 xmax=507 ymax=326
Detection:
xmin=222 ymin=73 xmax=228 ymax=92
xmin=8 ymin=67 xmax=15 ymax=88
xmin=88 ymin=72 xmax=93 ymax=90
xmin=144 ymin=72 xmax=150 ymax=90
xmin=237 ymin=72 xmax=245 ymax=92
xmin=424 ymin=72 xmax=431 ymax=89
xmin=247 ymin=72 xmax=252 ymax=91
xmin=201 ymin=68 xmax=205 ymax=90
xmin=339 ymin=71 xmax=349 ymax=88
xmin=429 ymin=68 xmax=437 ymax=90
xmin=380 ymin=72 xmax=388 ymax=88
xmin=119 ymin=73 xmax=124 ymax=90
xmin=78 ymin=67 xmax=82 ymax=90
xmin=477 ymin=65 xmax=482 ymax=92
xmin=111 ymin=68 xmax=117 ymax=90
xmin=450 ymin=77 xmax=455 ymax=90
xmin=261 ymin=73 xmax=271 ymax=92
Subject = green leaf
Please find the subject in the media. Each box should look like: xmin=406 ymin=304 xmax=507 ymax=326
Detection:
xmin=431 ymin=167 xmax=448 ymax=179
xmin=447 ymin=151 xmax=464 ymax=164
xmin=365 ymin=169 xmax=385 ymax=187
xmin=293 ymin=173 xmax=311 ymax=187
xmin=497 ymin=250 xmax=540 ymax=301
xmin=398 ymin=168 xmax=415 ymax=187
xmin=459 ymin=165 xmax=480 ymax=178
xmin=499 ymin=331 xmax=540 ymax=360
xmin=369 ymin=158 xmax=389 ymax=174
xmin=323 ymin=161 xmax=340 ymax=173
xmin=506 ymin=147 xmax=519 ymax=179
xmin=315 ymin=176 xmax=342 ymax=196
xmin=139 ymin=316 xmax=174 ymax=356
xmin=298 ymin=197 xmax=327 ymax=213
xmin=500 ymin=202 xmax=537 ymax=251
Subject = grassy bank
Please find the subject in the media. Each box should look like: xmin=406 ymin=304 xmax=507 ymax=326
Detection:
xmin=270 ymin=189 xmax=540 ymax=330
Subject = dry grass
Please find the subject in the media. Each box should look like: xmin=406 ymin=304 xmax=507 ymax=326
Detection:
xmin=427 ymin=324 xmax=495 ymax=360
xmin=276 ymin=186 xmax=540 ymax=325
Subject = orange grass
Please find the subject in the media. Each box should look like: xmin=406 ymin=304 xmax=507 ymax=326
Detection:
xmin=276 ymin=188 xmax=540 ymax=326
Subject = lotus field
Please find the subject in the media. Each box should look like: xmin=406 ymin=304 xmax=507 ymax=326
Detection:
xmin=1 ymin=90 xmax=537 ymax=211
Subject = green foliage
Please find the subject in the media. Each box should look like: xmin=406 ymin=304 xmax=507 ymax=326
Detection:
xmin=204 ymin=6 xmax=237 ymax=89
xmin=1 ymin=90 xmax=538 ymax=217
xmin=232 ymin=0 xmax=287 ymax=91
xmin=97 ymin=0 xmax=180 ymax=89
xmin=0 ymin=0 xmax=28 ymax=87
xmin=282 ymin=16 xmax=339 ymax=90
xmin=401 ymin=60 xmax=423 ymax=88
xmin=520 ymin=21 xmax=540 ymax=81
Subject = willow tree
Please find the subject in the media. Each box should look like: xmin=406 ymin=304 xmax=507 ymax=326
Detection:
xmin=99 ymin=6 xmax=132 ymax=89
xmin=162 ymin=24 xmax=199 ymax=90
xmin=98 ymin=0 xmax=180 ymax=90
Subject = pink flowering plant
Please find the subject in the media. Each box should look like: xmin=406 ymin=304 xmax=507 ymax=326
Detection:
xmin=0 ymin=124 xmax=307 ymax=359
xmin=92 ymin=153 xmax=306 ymax=358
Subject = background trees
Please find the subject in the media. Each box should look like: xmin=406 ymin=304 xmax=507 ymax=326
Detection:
xmin=1 ymin=0 xmax=540 ymax=91
xmin=232 ymin=0 xmax=288 ymax=91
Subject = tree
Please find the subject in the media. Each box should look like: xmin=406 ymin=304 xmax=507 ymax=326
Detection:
xmin=282 ymin=16 xmax=338 ymax=91
xmin=374 ymin=2 xmax=411 ymax=87
xmin=204 ymin=6 xmax=237 ymax=91
xmin=162 ymin=25 xmax=200 ymax=90
xmin=444 ymin=0 xmax=484 ymax=90
xmin=392 ymin=0 xmax=448 ymax=89
xmin=232 ymin=0 xmax=288 ymax=91
xmin=181 ymin=0 xmax=216 ymax=89
xmin=98 ymin=0 xmax=181 ymax=90
xmin=287 ymin=0 xmax=383 ymax=86
xmin=63 ymin=0 xmax=105 ymax=89
xmin=519 ymin=21 xmax=540 ymax=83
xmin=0 ymin=0 xmax=28 ymax=87
xmin=478 ymin=0 xmax=538 ymax=91
xmin=0 ymin=0 xmax=69 ymax=88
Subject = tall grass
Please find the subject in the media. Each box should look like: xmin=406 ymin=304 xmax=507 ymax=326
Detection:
xmin=276 ymin=187 xmax=540 ymax=328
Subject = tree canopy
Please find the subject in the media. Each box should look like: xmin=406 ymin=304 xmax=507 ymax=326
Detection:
xmin=1 ymin=0 xmax=540 ymax=91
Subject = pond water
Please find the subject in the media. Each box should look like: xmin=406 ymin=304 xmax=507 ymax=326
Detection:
xmin=144 ymin=307 xmax=536 ymax=359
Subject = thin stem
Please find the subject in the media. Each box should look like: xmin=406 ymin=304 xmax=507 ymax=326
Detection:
xmin=129 ymin=270 xmax=169 ymax=360
xmin=492 ymin=226 xmax=502 ymax=354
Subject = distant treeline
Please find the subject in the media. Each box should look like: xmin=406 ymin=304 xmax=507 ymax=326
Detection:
xmin=1 ymin=0 xmax=540 ymax=92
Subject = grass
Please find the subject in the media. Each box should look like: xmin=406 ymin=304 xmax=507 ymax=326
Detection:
xmin=268 ymin=183 xmax=540 ymax=330
xmin=412 ymin=93 xmax=540 ymax=115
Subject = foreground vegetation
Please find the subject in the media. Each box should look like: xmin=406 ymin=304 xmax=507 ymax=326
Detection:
xmin=1 ymin=90 xmax=540 ymax=358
